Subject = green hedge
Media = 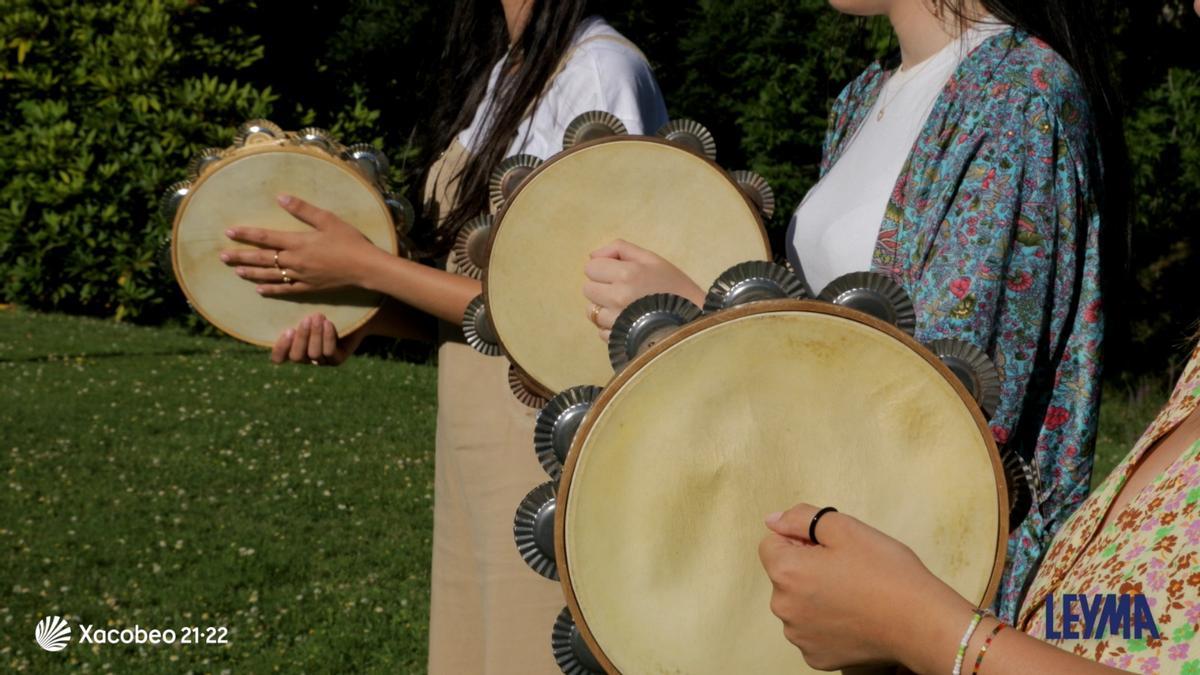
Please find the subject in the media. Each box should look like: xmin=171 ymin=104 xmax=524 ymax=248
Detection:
xmin=0 ymin=0 xmax=401 ymax=324
xmin=2 ymin=1 xmax=1198 ymax=376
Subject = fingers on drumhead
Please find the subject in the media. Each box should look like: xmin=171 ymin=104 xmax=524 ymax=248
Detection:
xmin=767 ymin=503 xmax=845 ymax=545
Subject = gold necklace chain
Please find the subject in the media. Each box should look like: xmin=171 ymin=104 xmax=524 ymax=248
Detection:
xmin=875 ymin=61 xmax=929 ymax=121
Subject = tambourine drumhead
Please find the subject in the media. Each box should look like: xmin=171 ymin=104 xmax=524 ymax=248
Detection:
xmin=557 ymin=301 xmax=1007 ymax=675
xmin=172 ymin=144 xmax=396 ymax=346
xmin=486 ymin=137 xmax=770 ymax=396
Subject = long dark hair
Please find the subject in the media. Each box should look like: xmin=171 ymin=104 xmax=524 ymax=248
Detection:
xmin=943 ymin=0 xmax=1131 ymax=358
xmin=418 ymin=0 xmax=604 ymax=255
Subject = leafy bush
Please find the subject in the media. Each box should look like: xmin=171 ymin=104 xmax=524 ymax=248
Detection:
xmin=0 ymin=0 xmax=406 ymax=323
xmin=0 ymin=1 xmax=276 ymax=321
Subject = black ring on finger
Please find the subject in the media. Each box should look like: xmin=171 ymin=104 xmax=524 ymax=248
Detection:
xmin=809 ymin=506 xmax=838 ymax=545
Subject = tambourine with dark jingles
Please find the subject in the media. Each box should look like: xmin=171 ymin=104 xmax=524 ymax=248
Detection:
xmin=513 ymin=264 xmax=1039 ymax=674
xmin=458 ymin=111 xmax=778 ymax=404
xmin=159 ymin=119 xmax=416 ymax=346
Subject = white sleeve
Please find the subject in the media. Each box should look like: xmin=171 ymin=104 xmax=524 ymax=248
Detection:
xmin=515 ymin=42 xmax=669 ymax=158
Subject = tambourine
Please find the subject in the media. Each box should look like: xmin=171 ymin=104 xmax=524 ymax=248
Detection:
xmin=160 ymin=119 xmax=415 ymax=346
xmin=459 ymin=112 xmax=777 ymax=403
xmin=514 ymin=265 xmax=1034 ymax=674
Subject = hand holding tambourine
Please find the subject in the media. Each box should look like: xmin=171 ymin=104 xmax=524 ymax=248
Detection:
xmin=268 ymin=312 xmax=368 ymax=366
xmin=582 ymin=239 xmax=707 ymax=341
xmin=221 ymin=195 xmax=385 ymax=297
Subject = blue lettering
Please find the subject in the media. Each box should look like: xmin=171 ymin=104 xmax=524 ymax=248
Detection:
xmin=1095 ymin=594 xmax=1130 ymax=639
xmin=1132 ymin=595 xmax=1161 ymax=640
xmin=1047 ymin=594 xmax=1159 ymax=641
xmin=1078 ymin=594 xmax=1104 ymax=639
xmin=1062 ymin=594 xmax=1080 ymax=639
xmin=1044 ymin=594 xmax=1061 ymax=640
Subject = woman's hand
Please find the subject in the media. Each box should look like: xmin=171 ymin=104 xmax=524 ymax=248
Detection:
xmin=758 ymin=503 xmax=975 ymax=672
xmin=582 ymin=239 xmax=706 ymax=341
xmin=221 ymin=195 xmax=384 ymax=296
xmin=270 ymin=313 xmax=367 ymax=366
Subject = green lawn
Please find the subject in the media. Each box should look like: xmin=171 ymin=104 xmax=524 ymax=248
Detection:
xmin=1 ymin=308 xmax=437 ymax=673
xmin=0 ymin=308 xmax=1169 ymax=673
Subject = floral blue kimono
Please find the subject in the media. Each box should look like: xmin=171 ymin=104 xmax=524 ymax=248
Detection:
xmin=812 ymin=29 xmax=1104 ymax=621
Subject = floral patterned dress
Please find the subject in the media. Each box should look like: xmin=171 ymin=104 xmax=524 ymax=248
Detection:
xmin=814 ymin=29 xmax=1105 ymax=620
xmin=1018 ymin=341 xmax=1200 ymax=674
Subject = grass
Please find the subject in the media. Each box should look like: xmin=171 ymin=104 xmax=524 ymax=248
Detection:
xmin=1093 ymin=374 xmax=1172 ymax=487
xmin=1 ymin=308 xmax=437 ymax=673
xmin=0 ymin=307 xmax=1174 ymax=673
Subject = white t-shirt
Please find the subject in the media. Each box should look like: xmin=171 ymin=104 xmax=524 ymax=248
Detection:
xmin=457 ymin=16 xmax=669 ymax=160
xmin=788 ymin=20 xmax=1009 ymax=294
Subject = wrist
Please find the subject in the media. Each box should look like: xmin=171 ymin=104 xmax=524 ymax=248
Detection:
xmin=888 ymin=584 xmax=977 ymax=673
xmin=355 ymin=244 xmax=397 ymax=293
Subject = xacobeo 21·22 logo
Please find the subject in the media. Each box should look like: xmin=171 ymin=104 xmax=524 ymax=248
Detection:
xmin=35 ymin=616 xmax=72 ymax=652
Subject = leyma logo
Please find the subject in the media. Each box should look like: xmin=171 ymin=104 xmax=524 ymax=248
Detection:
xmin=35 ymin=616 xmax=72 ymax=652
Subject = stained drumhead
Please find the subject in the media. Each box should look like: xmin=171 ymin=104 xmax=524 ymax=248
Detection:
xmin=485 ymin=137 xmax=769 ymax=396
xmin=558 ymin=302 xmax=1006 ymax=675
xmin=172 ymin=145 xmax=396 ymax=346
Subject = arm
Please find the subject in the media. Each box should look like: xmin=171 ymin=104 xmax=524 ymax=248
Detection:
xmin=758 ymin=504 xmax=1125 ymax=675
xmin=222 ymin=195 xmax=480 ymax=325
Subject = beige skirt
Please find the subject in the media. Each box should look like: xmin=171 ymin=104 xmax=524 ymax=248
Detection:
xmin=426 ymin=340 xmax=564 ymax=674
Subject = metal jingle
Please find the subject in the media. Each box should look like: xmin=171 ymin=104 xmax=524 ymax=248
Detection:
xmin=817 ymin=271 xmax=916 ymax=335
xmin=513 ymin=481 xmax=559 ymax=580
xmin=509 ymin=365 xmax=549 ymax=409
xmin=656 ymin=118 xmax=717 ymax=161
xmin=384 ymin=192 xmax=416 ymax=238
xmin=155 ymin=233 xmax=174 ymax=279
xmin=535 ymin=385 xmax=604 ymax=479
xmin=608 ymin=293 xmax=702 ymax=372
xmin=186 ymin=147 xmax=225 ymax=180
xmin=1001 ymin=450 xmax=1037 ymax=531
xmin=451 ymin=213 xmax=493 ymax=280
xmin=562 ymin=110 xmax=628 ymax=150
xmin=296 ymin=127 xmax=339 ymax=154
xmin=731 ymin=169 xmax=776 ymax=220
xmin=551 ymin=607 xmax=604 ymax=675
xmin=343 ymin=143 xmax=390 ymax=188
xmin=158 ymin=180 xmax=191 ymax=223
xmin=489 ymin=154 xmax=543 ymax=210
xmin=926 ymin=339 xmax=1002 ymax=419
xmin=462 ymin=294 xmax=501 ymax=356
xmin=703 ymin=260 xmax=809 ymax=313
xmin=234 ymin=118 xmax=284 ymax=146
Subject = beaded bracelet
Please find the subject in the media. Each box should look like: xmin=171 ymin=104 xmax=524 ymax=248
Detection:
xmin=971 ymin=622 xmax=1006 ymax=675
xmin=951 ymin=609 xmax=988 ymax=675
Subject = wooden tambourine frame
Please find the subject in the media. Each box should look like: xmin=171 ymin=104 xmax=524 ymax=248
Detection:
xmin=483 ymin=136 xmax=772 ymax=400
xmin=171 ymin=143 xmax=398 ymax=347
xmin=553 ymin=300 xmax=1009 ymax=675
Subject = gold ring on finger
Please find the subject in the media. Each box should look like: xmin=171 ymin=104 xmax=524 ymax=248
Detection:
xmin=280 ymin=269 xmax=294 ymax=285
xmin=273 ymin=251 xmax=281 ymax=269
xmin=588 ymin=303 xmax=602 ymax=327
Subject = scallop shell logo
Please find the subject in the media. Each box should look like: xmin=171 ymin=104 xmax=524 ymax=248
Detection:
xmin=35 ymin=616 xmax=71 ymax=652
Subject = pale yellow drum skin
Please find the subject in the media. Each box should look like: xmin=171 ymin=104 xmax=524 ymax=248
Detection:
xmin=557 ymin=301 xmax=1007 ymax=675
xmin=485 ymin=137 xmax=770 ymax=396
xmin=172 ymin=144 xmax=397 ymax=346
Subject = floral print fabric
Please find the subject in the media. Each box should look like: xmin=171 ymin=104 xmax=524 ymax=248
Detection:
xmin=1019 ymin=341 xmax=1200 ymax=673
xmin=816 ymin=29 xmax=1105 ymax=621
